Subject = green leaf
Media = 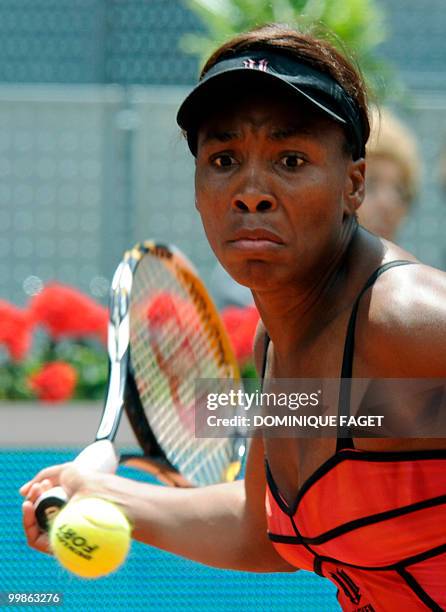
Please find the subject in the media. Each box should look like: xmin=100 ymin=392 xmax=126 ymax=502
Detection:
xmin=180 ymin=0 xmax=399 ymax=102
xmin=0 ymin=338 xmax=109 ymax=402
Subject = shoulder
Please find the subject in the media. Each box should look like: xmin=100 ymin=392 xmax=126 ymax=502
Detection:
xmin=356 ymin=262 xmax=446 ymax=376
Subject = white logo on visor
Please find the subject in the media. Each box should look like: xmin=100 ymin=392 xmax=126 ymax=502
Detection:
xmin=243 ymin=59 xmax=269 ymax=71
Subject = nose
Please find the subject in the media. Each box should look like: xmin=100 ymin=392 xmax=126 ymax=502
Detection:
xmin=232 ymin=195 xmax=276 ymax=212
xmin=231 ymin=180 xmax=277 ymax=213
xmin=233 ymin=196 xmax=274 ymax=212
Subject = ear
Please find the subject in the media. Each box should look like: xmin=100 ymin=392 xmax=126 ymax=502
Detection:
xmin=343 ymin=158 xmax=366 ymax=214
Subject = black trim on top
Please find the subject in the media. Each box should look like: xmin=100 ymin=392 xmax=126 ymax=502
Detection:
xmin=401 ymin=541 xmax=446 ymax=570
xmin=290 ymin=513 xmax=327 ymax=564
xmin=261 ymin=332 xmax=270 ymax=379
xmin=397 ymin=567 xmax=443 ymax=611
xmin=337 ymin=260 xmax=415 ymax=452
xmin=266 ymin=448 xmax=446 ymax=518
xmin=313 ymin=556 xmax=324 ymax=577
xmin=268 ymin=526 xmax=330 ymax=574
xmin=300 ymin=494 xmax=446 ymax=546
xmin=339 ymin=260 xmax=415 ymax=380
xmin=268 ymin=533 xmax=300 ymax=544
xmin=265 ymin=458 xmax=293 ymax=516
xmin=266 ymin=537 xmax=446 ymax=574
xmin=269 ymin=525 xmax=446 ymax=606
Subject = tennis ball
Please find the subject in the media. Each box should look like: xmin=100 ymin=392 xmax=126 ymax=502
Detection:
xmin=49 ymin=497 xmax=131 ymax=579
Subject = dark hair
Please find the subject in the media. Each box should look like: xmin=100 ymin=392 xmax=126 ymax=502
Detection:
xmin=201 ymin=23 xmax=370 ymax=150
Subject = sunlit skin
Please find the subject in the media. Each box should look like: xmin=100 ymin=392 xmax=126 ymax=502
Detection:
xmin=196 ymin=100 xmax=360 ymax=281
xmin=195 ymin=91 xmax=446 ymax=503
xmin=195 ymin=92 xmax=367 ymax=355
xmin=20 ymin=89 xmax=446 ymax=569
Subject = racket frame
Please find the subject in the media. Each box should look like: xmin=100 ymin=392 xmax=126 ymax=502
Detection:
xmin=34 ymin=240 xmax=247 ymax=530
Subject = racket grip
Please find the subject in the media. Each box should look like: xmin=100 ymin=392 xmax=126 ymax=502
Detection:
xmin=74 ymin=440 xmax=119 ymax=473
xmin=34 ymin=487 xmax=68 ymax=531
xmin=34 ymin=440 xmax=119 ymax=531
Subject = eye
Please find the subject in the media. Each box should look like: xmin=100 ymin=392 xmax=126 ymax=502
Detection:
xmin=280 ymin=154 xmax=305 ymax=169
xmin=211 ymin=154 xmax=237 ymax=168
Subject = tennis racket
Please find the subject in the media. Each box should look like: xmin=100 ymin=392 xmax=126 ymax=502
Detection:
xmin=35 ymin=240 xmax=246 ymax=530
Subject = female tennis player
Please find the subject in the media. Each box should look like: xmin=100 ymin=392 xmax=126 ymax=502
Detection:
xmin=21 ymin=24 xmax=446 ymax=610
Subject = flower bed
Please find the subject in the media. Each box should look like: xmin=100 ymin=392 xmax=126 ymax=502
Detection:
xmin=0 ymin=283 xmax=108 ymax=402
xmin=1 ymin=284 xmax=259 ymax=402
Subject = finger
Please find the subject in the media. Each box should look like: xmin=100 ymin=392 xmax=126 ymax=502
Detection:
xmin=22 ymin=501 xmax=51 ymax=555
xmin=26 ymin=479 xmax=57 ymax=505
xmin=20 ymin=475 xmax=47 ymax=497
xmin=19 ymin=463 xmax=68 ymax=496
xmin=25 ymin=482 xmax=45 ymax=505
xmin=40 ymin=478 xmax=54 ymax=492
xmin=19 ymin=480 xmax=33 ymax=496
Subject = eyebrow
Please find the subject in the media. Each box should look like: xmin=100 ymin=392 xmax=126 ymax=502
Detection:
xmin=269 ymin=125 xmax=314 ymax=140
xmin=201 ymin=125 xmax=315 ymax=146
xmin=201 ymin=130 xmax=241 ymax=145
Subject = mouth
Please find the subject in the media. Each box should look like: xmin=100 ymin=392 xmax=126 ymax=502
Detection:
xmin=228 ymin=228 xmax=285 ymax=250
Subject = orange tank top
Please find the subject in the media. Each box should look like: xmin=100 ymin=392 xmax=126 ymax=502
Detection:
xmin=263 ymin=261 xmax=446 ymax=611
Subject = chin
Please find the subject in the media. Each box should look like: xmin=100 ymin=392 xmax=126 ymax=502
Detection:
xmin=226 ymin=259 xmax=287 ymax=291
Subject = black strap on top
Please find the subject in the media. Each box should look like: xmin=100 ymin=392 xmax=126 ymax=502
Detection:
xmin=259 ymin=261 xmax=416 ymax=451
xmin=261 ymin=332 xmax=270 ymax=379
xmin=336 ymin=260 xmax=415 ymax=451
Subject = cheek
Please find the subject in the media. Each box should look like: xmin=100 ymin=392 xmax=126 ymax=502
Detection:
xmin=195 ymin=167 xmax=227 ymax=227
xmin=194 ymin=194 xmax=222 ymax=255
xmin=195 ymin=166 xmax=218 ymax=209
xmin=294 ymin=181 xmax=346 ymax=254
xmin=293 ymin=176 xmax=344 ymax=227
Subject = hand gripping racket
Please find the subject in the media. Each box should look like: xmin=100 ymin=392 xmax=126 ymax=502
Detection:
xmin=35 ymin=241 xmax=246 ymax=530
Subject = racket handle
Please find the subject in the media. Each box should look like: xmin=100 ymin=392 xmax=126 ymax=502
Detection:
xmin=34 ymin=487 xmax=68 ymax=531
xmin=34 ymin=440 xmax=119 ymax=531
xmin=74 ymin=439 xmax=119 ymax=473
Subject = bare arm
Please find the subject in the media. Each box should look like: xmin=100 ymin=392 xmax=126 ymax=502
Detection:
xmin=21 ymin=435 xmax=294 ymax=573
xmin=61 ymin=436 xmax=293 ymax=572
xmin=21 ymin=313 xmax=295 ymax=572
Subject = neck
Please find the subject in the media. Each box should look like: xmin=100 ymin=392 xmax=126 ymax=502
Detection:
xmin=252 ymin=219 xmax=359 ymax=356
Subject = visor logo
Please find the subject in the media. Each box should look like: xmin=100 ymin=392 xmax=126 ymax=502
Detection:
xmin=243 ymin=59 xmax=269 ymax=72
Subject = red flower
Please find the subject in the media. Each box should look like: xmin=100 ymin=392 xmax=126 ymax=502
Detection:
xmin=29 ymin=283 xmax=108 ymax=343
xmin=28 ymin=361 xmax=78 ymax=402
xmin=145 ymin=292 xmax=200 ymax=334
xmin=221 ymin=305 xmax=260 ymax=365
xmin=0 ymin=300 xmax=32 ymax=361
xmin=146 ymin=292 xmax=183 ymax=328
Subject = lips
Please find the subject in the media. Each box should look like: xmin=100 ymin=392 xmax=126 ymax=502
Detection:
xmin=227 ymin=227 xmax=285 ymax=253
xmin=229 ymin=228 xmax=284 ymax=244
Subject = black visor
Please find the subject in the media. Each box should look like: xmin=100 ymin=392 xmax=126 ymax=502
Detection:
xmin=177 ymin=49 xmax=367 ymax=160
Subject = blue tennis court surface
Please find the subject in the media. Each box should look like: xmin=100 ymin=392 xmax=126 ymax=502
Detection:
xmin=1 ymin=450 xmax=338 ymax=611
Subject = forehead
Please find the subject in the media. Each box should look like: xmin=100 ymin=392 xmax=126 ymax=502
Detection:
xmin=197 ymin=89 xmax=342 ymax=142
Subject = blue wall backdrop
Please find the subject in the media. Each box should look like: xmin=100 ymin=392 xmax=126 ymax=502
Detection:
xmin=1 ymin=450 xmax=338 ymax=612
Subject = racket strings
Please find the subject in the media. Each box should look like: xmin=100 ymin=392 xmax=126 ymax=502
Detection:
xmin=130 ymin=252 xmax=239 ymax=486
xmin=176 ymin=268 xmax=231 ymax=371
